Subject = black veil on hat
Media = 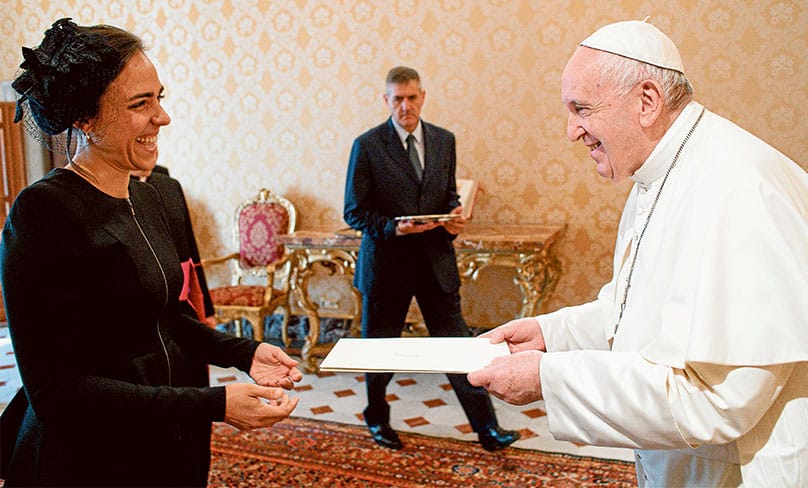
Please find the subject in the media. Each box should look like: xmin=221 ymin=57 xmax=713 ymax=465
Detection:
xmin=11 ymin=18 xmax=125 ymax=158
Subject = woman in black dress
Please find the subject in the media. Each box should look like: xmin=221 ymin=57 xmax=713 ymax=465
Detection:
xmin=0 ymin=18 xmax=302 ymax=487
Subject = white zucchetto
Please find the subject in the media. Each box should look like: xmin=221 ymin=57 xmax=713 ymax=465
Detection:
xmin=580 ymin=18 xmax=685 ymax=73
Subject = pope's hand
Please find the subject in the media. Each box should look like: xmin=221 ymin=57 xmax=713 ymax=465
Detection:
xmin=467 ymin=350 xmax=544 ymax=405
xmin=479 ymin=317 xmax=546 ymax=353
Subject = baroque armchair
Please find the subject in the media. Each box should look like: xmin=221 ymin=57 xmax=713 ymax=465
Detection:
xmin=202 ymin=188 xmax=296 ymax=342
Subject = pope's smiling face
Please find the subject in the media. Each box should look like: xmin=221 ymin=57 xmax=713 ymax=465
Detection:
xmin=561 ymin=47 xmax=649 ymax=183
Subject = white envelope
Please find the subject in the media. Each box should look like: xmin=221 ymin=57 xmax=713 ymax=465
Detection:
xmin=318 ymin=337 xmax=510 ymax=373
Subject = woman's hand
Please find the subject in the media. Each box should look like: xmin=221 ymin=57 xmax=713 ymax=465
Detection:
xmin=249 ymin=343 xmax=303 ymax=390
xmin=224 ymin=383 xmax=299 ymax=430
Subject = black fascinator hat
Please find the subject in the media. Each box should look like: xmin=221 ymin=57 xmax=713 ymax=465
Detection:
xmin=11 ymin=18 xmax=139 ymax=156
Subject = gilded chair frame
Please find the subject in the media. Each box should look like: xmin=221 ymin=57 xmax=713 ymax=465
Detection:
xmin=202 ymin=188 xmax=296 ymax=342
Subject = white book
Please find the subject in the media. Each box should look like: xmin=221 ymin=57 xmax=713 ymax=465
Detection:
xmin=456 ymin=178 xmax=479 ymax=219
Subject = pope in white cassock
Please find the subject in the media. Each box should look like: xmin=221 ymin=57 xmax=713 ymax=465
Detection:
xmin=468 ymin=19 xmax=808 ymax=487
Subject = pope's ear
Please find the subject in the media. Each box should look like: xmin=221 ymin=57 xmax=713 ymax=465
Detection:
xmin=638 ymin=79 xmax=664 ymax=128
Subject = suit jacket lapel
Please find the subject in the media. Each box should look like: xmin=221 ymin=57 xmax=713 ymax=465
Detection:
xmin=384 ymin=118 xmax=422 ymax=184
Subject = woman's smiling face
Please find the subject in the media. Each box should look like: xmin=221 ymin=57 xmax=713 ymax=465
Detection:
xmin=81 ymin=50 xmax=171 ymax=173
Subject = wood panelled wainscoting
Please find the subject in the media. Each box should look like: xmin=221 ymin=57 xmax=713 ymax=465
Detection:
xmin=0 ymin=102 xmax=28 ymax=321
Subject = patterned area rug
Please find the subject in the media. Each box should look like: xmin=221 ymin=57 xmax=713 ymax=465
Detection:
xmin=208 ymin=417 xmax=637 ymax=487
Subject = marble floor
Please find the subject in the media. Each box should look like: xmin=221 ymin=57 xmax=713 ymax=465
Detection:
xmin=0 ymin=322 xmax=633 ymax=462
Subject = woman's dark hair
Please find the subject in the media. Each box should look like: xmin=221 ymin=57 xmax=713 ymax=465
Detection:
xmin=11 ymin=18 xmax=144 ymax=136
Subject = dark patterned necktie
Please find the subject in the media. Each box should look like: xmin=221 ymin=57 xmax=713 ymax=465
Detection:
xmin=406 ymin=133 xmax=423 ymax=181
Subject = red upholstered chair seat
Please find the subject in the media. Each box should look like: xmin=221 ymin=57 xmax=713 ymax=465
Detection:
xmin=208 ymin=286 xmax=265 ymax=307
xmin=201 ymin=188 xmax=296 ymax=342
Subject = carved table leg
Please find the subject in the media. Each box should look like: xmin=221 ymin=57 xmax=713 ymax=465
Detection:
xmin=456 ymin=248 xmax=563 ymax=321
xmin=515 ymin=249 xmax=563 ymax=317
xmin=289 ymin=249 xmax=359 ymax=373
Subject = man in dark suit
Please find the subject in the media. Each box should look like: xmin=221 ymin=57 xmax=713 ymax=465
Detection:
xmin=343 ymin=66 xmax=519 ymax=451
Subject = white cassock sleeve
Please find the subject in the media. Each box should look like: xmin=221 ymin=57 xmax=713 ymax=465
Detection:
xmin=538 ymin=297 xmax=613 ymax=352
xmin=540 ymin=351 xmax=794 ymax=450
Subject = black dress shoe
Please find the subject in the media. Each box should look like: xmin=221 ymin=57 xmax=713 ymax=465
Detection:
xmin=478 ymin=425 xmax=521 ymax=452
xmin=367 ymin=423 xmax=403 ymax=450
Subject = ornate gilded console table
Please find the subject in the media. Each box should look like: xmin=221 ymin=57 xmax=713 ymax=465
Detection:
xmin=278 ymin=223 xmax=566 ymax=372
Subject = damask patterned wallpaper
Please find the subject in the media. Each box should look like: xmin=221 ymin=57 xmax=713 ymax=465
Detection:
xmin=2 ymin=1 xmax=806 ymax=324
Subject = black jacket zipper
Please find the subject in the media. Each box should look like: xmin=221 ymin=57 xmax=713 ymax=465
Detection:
xmin=127 ymin=197 xmax=172 ymax=386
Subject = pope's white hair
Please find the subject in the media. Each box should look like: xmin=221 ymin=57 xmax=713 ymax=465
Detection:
xmin=593 ymin=51 xmax=693 ymax=111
